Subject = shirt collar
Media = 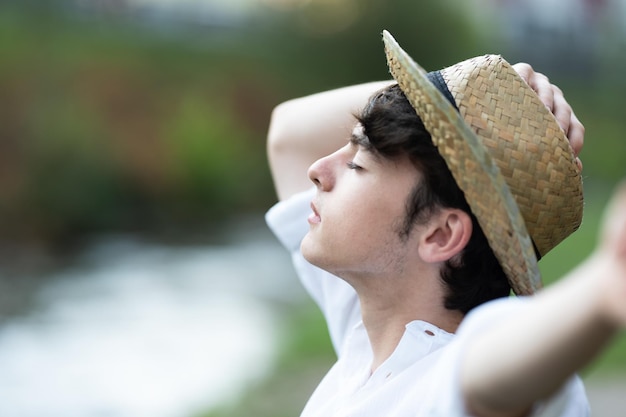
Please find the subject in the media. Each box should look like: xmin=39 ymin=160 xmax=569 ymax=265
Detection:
xmin=377 ymin=321 xmax=454 ymax=382
xmin=345 ymin=320 xmax=455 ymax=387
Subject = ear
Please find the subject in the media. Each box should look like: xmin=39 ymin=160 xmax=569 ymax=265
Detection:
xmin=417 ymin=209 xmax=473 ymax=263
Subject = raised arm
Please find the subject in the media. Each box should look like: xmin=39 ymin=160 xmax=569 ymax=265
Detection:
xmin=461 ymin=181 xmax=626 ymax=417
xmin=267 ymin=64 xmax=584 ymax=202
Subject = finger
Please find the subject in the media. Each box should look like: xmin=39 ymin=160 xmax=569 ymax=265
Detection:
xmin=614 ymin=181 xmax=626 ymax=256
xmin=550 ymin=84 xmax=585 ymax=159
xmin=608 ymin=180 xmax=626 ymax=211
xmin=512 ymin=63 xmax=533 ymax=84
xmin=602 ymin=180 xmax=626 ymax=255
xmin=567 ymin=113 xmax=585 ymax=157
xmin=530 ymin=73 xmax=554 ymax=112
xmin=512 ymin=63 xmax=555 ymax=110
xmin=551 ymin=85 xmax=572 ymax=135
xmin=511 ymin=63 xmax=585 ymax=162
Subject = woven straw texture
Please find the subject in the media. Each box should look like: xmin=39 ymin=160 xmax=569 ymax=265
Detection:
xmin=382 ymin=31 xmax=583 ymax=295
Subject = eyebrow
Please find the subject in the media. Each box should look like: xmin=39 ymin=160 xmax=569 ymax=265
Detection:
xmin=349 ymin=129 xmax=371 ymax=149
xmin=349 ymin=128 xmax=382 ymax=162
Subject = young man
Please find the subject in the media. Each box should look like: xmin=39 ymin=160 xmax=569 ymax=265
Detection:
xmin=265 ymin=31 xmax=626 ymax=417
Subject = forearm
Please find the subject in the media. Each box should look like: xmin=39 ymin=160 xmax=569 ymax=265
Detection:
xmin=266 ymin=62 xmax=585 ymax=202
xmin=267 ymin=81 xmax=393 ymax=201
xmin=462 ymin=254 xmax=620 ymax=417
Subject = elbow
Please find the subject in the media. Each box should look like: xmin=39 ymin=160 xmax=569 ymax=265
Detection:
xmin=267 ymin=100 xmax=297 ymax=159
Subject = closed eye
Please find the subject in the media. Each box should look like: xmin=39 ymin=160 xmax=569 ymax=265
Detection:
xmin=346 ymin=161 xmax=363 ymax=170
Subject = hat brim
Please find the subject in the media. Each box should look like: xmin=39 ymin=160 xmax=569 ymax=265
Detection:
xmin=382 ymin=30 xmax=541 ymax=295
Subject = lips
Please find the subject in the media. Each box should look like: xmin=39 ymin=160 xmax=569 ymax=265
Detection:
xmin=308 ymin=201 xmax=321 ymax=225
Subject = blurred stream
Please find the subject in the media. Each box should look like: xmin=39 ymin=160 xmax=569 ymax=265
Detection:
xmin=0 ymin=216 xmax=303 ymax=417
xmin=4 ymin=214 xmax=625 ymax=417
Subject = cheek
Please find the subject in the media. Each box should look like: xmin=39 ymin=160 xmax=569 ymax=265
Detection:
xmin=301 ymin=195 xmax=412 ymax=274
xmin=335 ymin=193 xmax=406 ymax=247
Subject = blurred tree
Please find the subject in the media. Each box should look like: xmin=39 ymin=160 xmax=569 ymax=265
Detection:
xmin=251 ymin=0 xmax=488 ymax=94
xmin=0 ymin=0 xmax=623 ymax=249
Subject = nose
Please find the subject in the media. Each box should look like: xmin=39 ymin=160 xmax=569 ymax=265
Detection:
xmin=307 ymin=153 xmax=336 ymax=191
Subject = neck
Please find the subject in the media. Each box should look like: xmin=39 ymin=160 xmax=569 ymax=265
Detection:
xmin=348 ymin=270 xmax=464 ymax=372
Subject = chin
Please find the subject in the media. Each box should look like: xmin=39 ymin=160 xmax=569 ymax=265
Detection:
xmin=300 ymin=234 xmax=317 ymax=262
xmin=300 ymin=234 xmax=328 ymax=269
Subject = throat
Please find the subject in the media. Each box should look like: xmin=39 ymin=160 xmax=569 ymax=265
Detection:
xmin=360 ymin=302 xmax=464 ymax=372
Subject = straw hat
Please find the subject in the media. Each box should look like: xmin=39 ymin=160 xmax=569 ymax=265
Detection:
xmin=382 ymin=30 xmax=583 ymax=295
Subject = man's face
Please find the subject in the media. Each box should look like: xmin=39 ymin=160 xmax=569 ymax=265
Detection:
xmin=301 ymin=124 xmax=422 ymax=279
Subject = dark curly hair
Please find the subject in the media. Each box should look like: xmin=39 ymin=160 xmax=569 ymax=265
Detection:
xmin=355 ymin=84 xmax=511 ymax=314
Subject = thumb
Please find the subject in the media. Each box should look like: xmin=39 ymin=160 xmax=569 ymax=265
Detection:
xmin=600 ymin=180 xmax=626 ymax=257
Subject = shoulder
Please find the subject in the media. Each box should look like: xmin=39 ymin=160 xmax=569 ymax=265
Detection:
xmin=265 ymin=187 xmax=315 ymax=253
xmin=457 ymin=296 xmax=530 ymax=338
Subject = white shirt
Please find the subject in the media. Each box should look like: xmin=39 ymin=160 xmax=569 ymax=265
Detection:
xmin=266 ymin=188 xmax=590 ymax=417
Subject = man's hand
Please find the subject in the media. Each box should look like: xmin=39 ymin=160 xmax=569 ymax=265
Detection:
xmin=601 ymin=181 xmax=626 ymax=257
xmin=594 ymin=181 xmax=626 ymax=328
xmin=513 ymin=63 xmax=584 ymax=171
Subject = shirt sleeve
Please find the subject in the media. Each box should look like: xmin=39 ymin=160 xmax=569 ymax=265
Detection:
xmin=265 ymin=189 xmax=361 ymax=356
xmin=426 ymin=297 xmax=590 ymax=417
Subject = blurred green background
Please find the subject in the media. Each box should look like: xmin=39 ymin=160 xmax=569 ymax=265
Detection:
xmin=0 ymin=0 xmax=625 ymax=416
xmin=2 ymin=0 xmax=625 ymax=247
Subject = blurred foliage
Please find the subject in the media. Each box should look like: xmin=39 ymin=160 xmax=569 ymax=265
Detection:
xmin=0 ymin=0 xmax=486 ymax=247
xmin=1 ymin=0 xmax=623 ymax=249
xmin=0 ymin=2 xmax=279 ymax=245
xmin=0 ymin=1 xmax=624 ymax=416
xmin=251 ymin=0 xmax=488 ymax=92
xmin=564 ymin=81 xmax=626 ymax=182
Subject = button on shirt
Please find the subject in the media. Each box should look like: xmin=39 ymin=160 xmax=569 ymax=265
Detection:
xmin=302 ymin=320 xmax=458 ymax=417
xmin=266 ymin=188 xmax=590 ymax=417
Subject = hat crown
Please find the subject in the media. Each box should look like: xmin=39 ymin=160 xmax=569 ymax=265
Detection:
xmin=382 ymin=30 xmax=583 ymax=294
xmin=440 ymin=55 xmax=583 ymax=258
